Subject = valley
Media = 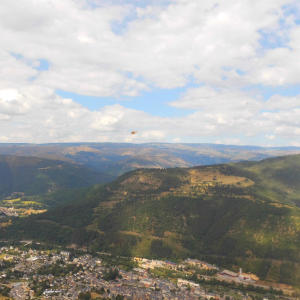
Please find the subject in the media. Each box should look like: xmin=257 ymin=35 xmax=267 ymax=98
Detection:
xmin=0 ymin=153 xmax=299 ymax=292
xmin=0 ymin=242 xmax=293 ymax=300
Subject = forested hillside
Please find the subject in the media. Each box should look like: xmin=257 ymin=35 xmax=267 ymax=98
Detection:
xmin=1 ymin=154 xmax=300 ymax=286
xmin=0 ymin=155 xmax=110 ymax=204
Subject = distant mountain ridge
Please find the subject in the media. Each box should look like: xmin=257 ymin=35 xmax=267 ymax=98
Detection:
xmin=3 ymin=153 xmax=300 ymax=286
xmin=0 ymin=143 xmax=300 ymax=178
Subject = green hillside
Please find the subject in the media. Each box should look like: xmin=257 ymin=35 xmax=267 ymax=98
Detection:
xmin=0 ymin=155 xmax=111 ymax=207
xmin=236 ymin=155 xmax=300 ymax=207
xmin=2 ymin=154 xmax=300 ymax=286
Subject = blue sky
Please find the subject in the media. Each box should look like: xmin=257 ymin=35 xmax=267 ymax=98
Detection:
xmin=56 ymin=88 xmax=195 ymax=117
xmin=56 ymin=84 xmax=300 ymax=117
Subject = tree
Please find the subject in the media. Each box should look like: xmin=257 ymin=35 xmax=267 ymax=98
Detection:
xmin=103 ymin=268 xmax=120 ymax=281
xmin=78 ymin=292 xmax=91 ymax=300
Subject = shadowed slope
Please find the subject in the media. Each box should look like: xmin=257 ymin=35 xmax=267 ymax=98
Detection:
xmin=2 ymin=154 xmax=300 ymax=285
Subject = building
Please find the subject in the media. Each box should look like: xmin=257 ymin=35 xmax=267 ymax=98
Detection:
xmin=220 ymin=269 xmax=238 ymax=278
xmin=177 ymin=278 xmax=199 ymax=288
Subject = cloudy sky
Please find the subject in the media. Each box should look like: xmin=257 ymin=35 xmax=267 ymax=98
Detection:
xmin=0 ymin=0 xmax=299 ymax=145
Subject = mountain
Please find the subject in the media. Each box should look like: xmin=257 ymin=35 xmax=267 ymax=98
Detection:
xmin=2 ymin=154 xmax=300 ymax=286
xmin=0 ymin=143 xmax=300 ymax=178
xmin=0 ymin=155 xmax=111 ymax=205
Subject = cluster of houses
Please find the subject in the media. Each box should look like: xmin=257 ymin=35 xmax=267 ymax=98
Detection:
xmin=0 ymin=245 xmax=280 ymax=300
xmin=133 ymin=257 xmax=219 ymax=272
xmin=0 ymin=206 xmax=18 ymax=217
xmin=184 ymin=258 xmax=219 ymax=271
xmin=0 ymin=247 xmax=221 ymax=299
xmin=218 ymin=269 xmax=259 ymax=283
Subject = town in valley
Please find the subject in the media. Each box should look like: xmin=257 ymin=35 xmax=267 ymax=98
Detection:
xmin=0 ymin=242 xmax=295 ymax=300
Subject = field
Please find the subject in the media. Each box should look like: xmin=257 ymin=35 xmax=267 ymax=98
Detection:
xmin=0 ymin=196 xmax=46 ymax=217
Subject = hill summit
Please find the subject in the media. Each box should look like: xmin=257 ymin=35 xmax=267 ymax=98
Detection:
xmin=2 ymin=154 xmax=300 ymax=285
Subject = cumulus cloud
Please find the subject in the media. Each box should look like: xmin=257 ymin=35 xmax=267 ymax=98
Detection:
xmin=1 ymin=0 xmax=299 ymax=93
xmin=0 ymin=0 xmax=299 ymax=145
xmin=266 ymin=95 xmax=300 ymax=110
xmin=0 ymin=84 xmax=299 ymax=144
xmin=0 ymin=85 xmax=168 ymax=143
xmin=170 ymin=87 xmax=262 ymax=112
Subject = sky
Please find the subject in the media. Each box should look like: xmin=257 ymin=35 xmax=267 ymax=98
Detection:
xmin=0 ymin=0 xmax=300 ymax=146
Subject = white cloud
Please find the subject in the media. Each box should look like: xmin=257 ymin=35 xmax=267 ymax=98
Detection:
xmin=1 ymin=0 xmax=298 ymax=94
xmin=266 ymin=95 xmax=300 ymax=110
xmin=0 ymin=85 xmax=299 ymax=144
xmin=170 ymin=86 xmax=262 ymax=112
xmin=0 ymin=86 xmax=168 ymax=143
xmin=0 ymin=50 xmax=37 ymax=88
xmin=0 ymin=0 xmax=299 ymax=145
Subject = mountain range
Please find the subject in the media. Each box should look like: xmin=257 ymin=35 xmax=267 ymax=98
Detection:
xmin=1 ymin=143 xmax=300 ymax=178
xmin=2 ymin=153 xmax=299 ymax=286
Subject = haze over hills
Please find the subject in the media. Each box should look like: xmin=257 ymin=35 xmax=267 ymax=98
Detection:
xmin=0 ymin=143 xmax=300 ymax=178
xmin=3 ymin=153 xmax=300 ymax=286
xmin=1 ymin=0 xmax=299 ymax=297
xmin=0 ymin=154 xmax=111 ymax=209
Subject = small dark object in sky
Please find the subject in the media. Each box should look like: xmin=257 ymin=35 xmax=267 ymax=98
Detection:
xmin=131 ymin=131 xmax=137 ymax=135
